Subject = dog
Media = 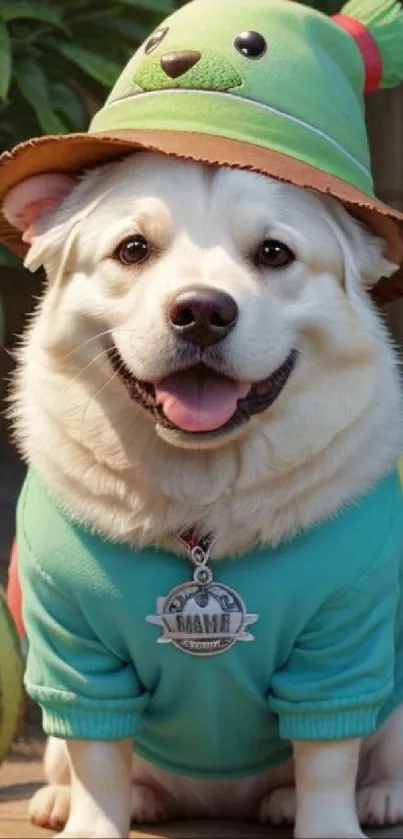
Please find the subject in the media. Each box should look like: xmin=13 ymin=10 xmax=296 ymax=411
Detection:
xmin=4 ymin=152 xmax=403 ymax=839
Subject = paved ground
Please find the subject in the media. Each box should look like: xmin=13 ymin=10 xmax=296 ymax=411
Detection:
xmin=1 ymin=739 xmax=403 ymax=839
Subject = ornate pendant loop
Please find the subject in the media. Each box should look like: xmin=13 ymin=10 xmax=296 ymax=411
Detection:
xmin=146 ymin=531 xmax=259 ymax=657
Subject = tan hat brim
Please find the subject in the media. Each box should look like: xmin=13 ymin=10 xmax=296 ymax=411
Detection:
xmin=0 ymin=128 xmax=402 ymax=305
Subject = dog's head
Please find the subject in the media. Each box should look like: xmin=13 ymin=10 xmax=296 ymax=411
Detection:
xmin=4 ymin=153 xmax=397 ymax=459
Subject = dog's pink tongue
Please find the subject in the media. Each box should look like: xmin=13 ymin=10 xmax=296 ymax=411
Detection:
xmin=155 ymin=370 xmax=250 ymax=432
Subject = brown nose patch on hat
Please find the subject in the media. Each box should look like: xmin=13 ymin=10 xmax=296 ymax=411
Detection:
xmin=160 ymin=51 xmax=201 ymax=79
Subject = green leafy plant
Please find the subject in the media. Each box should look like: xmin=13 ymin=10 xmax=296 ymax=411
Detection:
xmin=0 ymin=0 xmax=176 ymax=264
xmin=0 ymin=0 xmax=176 ymax=151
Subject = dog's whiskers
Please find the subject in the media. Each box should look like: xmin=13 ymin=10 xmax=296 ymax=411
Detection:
xmin=58 ymin=329 xmax=114 ymax=361
xmin=69 ymin=347 xmax=113 ymax=389
xmin=78 ymin=369 xmax=120 ymax=447
xmin=58 ymin=328 xmax=142 ymax=362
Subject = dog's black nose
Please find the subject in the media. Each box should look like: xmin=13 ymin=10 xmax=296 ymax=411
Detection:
xmin=167 ymin=287 xmax=238 ymax=347
xmin=160 ymin=50 xmax=201 ymax=79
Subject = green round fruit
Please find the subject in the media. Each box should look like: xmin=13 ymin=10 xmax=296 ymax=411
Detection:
xmin=0 ymin=585 xmax=23 ymax=763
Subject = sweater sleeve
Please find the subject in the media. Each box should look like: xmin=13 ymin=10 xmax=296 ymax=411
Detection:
xmin=19 ymin=539 xmax=148 ymax=741
xmin=268 ymin=525 xmax=401 ymax=741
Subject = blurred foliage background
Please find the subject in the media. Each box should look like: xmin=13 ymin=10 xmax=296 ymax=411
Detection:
xmin=0 ymin=0 xmax=178 ymax=152
xmin=0 ymin=0 xmax=177 ymax=265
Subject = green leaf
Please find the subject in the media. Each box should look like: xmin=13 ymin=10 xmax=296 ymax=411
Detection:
xmin=117 ymin=0 xmax=175 ymax=13
xmin=14 ymin=55 xmax=67 ymax=133
xmin=48 ymin=81 xmax=85 ymax=131
xmin=0 ymin=20 xmax=11 ymax=99
xmin=0 ymin=0 xmax=64 ymax=27
xmin=0 ymin=89 xmax=39 ymax=148
xmin=64 ymin=6 xmax=122 ymax=26
xmin=0 ymin=244 xmax=22 ymax=268
xmin=58 ymin=43 xmax=122 ymax=87
xmin=0 ymin=0 xmax=183 ymax=149
xmin=96 ymin=17 xmax=149 ymax=43
xmin=14 ymin=55 xmax=50 ymax=110
xmin=42 ymin=45 xmax=105 ymax=105
xmin=70 ymin=30 xmax=126 ymax=61
xmin=57 ymin=0 xmax=107 ymax=10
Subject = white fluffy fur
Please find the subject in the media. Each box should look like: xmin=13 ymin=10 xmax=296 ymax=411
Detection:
xmin=7 ymin=153 xmax=403 ymax=838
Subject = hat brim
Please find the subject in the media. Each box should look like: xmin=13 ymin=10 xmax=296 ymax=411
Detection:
xmin=0 ymin=127 xmax=402 ymax=305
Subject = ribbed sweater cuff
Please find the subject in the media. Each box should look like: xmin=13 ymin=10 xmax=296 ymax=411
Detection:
xmin=279 ymin=707 xmax=379 ymax=741
xmin=26 ymin=681 xmax=148 ymax=740
xmin=42 ymin=707 xmax=139 ymax=740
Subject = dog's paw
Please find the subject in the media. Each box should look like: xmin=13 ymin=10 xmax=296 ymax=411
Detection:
xmin=29 ymin=784 xmax=70 ymax=831
xmin=357 ymin=782 xmax=403 ymax=825
xmin=130 ymin=782 xmax=170 ymax=824
xmin=259 ymin=786 xmax=296 ymax=825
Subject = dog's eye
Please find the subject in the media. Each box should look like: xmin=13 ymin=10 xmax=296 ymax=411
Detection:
xmin=144 ymin=26 xmax=169 ymax=55
xmin=114 ymin=235 xmax=150 ymax=266
xmin=257 ymin=239 xmax=295 ymax=269
xmin=234 ymin=31 xmax=267 ymax=59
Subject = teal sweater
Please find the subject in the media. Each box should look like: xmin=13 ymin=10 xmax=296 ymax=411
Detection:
xmin=18 ymin=468 xmax=403 ymax=779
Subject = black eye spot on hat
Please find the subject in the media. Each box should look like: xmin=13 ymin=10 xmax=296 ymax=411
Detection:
xmin=145 ymin=26 xmax=169 ymax=55
xmin=234 ymin=31 xmax=267 ymax=60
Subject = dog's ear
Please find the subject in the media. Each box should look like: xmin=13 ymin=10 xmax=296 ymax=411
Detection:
xmin=3 ymin=173 xmax=78 ymax=245
xmin=3 ymin=172 xmax=91 ymax=283
xmin=322 ymin=198 xmax=398 ymax=296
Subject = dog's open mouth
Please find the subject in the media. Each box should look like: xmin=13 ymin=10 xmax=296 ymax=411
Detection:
xmin=108 ymin=347 xmax=297 ymax=436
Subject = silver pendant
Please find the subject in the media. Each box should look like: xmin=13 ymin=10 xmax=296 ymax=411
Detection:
xmin=146 ymin=540 xmax=259 ymax=657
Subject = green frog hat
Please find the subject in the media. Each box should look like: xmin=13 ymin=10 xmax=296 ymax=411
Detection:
xmin=1 ymin=0 xmax=403 ymax=303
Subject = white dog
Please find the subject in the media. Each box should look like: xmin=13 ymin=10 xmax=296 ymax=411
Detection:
xmin=4 ymin=153 xmax=403 ymax=839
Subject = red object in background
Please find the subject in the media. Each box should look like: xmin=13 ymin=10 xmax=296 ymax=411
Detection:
xmin=7 ymin=541 xmax=25 ymax=639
